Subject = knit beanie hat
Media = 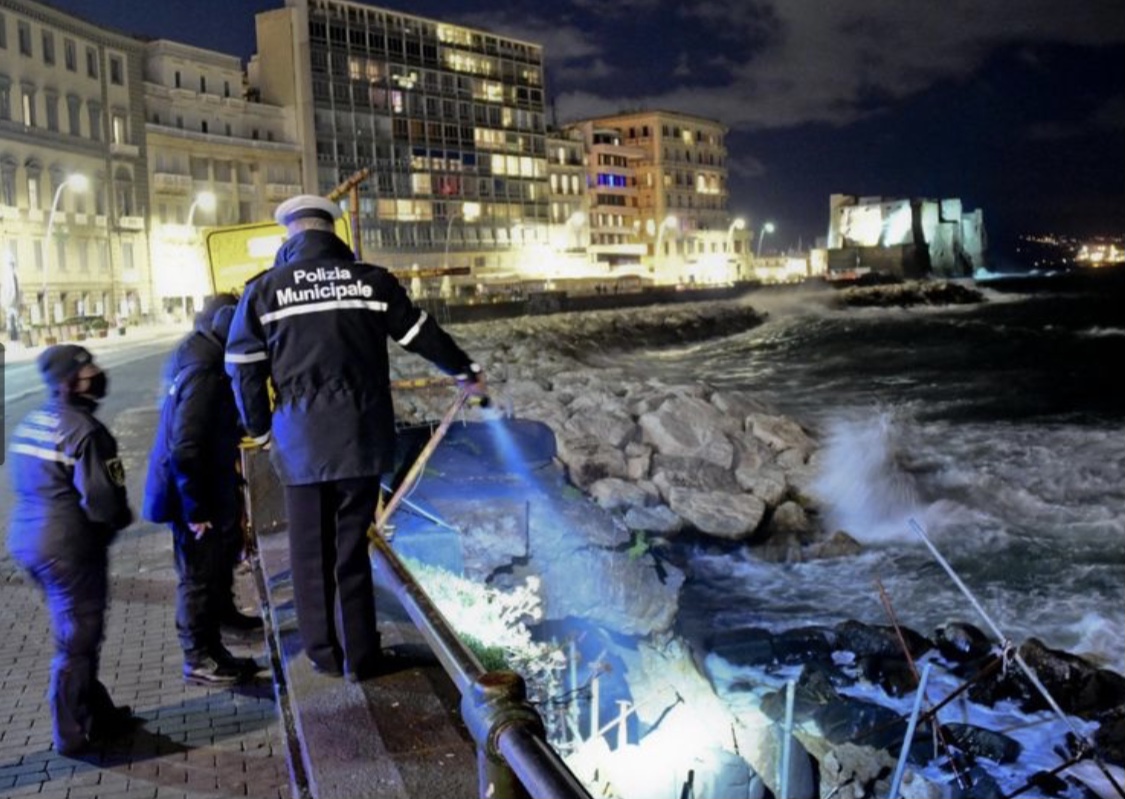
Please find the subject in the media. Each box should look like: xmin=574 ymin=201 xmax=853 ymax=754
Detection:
xmin=37 ymin=344 xmax=94 ymax=390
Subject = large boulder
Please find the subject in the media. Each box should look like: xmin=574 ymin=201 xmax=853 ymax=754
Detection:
xmin=639 ymin=397 xmax=735 ymax=468
xmin=668 ymin=488 xmax=766 ymax=540
xmin=537 ymin=547 xmax=684 ymax=636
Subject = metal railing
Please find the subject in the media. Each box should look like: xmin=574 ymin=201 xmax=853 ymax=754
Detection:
xmin=369 ymin=533 xmax=593 ymax=799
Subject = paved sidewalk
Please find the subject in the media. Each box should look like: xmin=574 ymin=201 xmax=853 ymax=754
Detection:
xmin=0 ymin=406 xmax=291 ymax=799
xmin=3 ymin=323 xmax=192 ymax=366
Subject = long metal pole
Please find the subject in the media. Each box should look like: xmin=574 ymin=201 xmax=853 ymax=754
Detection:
xmin=444 ymin=214 xmax=459 ymax=270
xmin=890 ymin=662 xmax=933 ymax=798
xmin=375 ymin=387 xmax=471 ymax=538
xmin=909 ymin=518 xmax=1125 ymax=799
xmin=42 ymin=182 xmax=69 ymax=324
xmin=779 ymin=679 xmax=796 ymax=799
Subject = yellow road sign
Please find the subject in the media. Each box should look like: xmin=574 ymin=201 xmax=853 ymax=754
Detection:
xmin=204 ymin=218 xmax=354 ymax=294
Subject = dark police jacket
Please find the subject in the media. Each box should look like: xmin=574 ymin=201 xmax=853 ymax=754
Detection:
xmin=7 ymin=397 xmax=133 ymax=564
xmin=144 ymin=329 xmax=244 ymax=526
xmin=225 ymin=230 xmax=475 ymax=485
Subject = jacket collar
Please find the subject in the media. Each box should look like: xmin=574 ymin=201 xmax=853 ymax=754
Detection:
xmin=274 ymin=230 xmax=355 ymax=266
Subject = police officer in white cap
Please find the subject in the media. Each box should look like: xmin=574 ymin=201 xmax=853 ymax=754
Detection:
xmin=225 ymin=194 xmax=485 ymax=681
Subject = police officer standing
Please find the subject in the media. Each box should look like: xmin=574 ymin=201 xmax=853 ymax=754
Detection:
xmin=7 ymin=345 xmax=137 ymax=756
xmin=225 ymin=195 xmax=485 ymax=681
xmin=144 ymin=296 xmax=262 ymax=686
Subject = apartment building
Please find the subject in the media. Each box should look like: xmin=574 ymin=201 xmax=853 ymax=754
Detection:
xmin=250 ymin=0 xmax=549 ymax=269
xmin=143 ymin=38 xmax=301 ymax=315
xmin=0 ymin=0 xmax=150 ymax=326
xmin=565 ymin=110 xmax=741 ymax=280
xmin=545 ymin=127 xmax=586 ymax=252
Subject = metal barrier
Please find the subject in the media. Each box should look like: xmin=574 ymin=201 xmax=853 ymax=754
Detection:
xmin=369 ymin=533 xmax=593 ymax=799
xmin=242 ymin=446 xmax=593 ymax=799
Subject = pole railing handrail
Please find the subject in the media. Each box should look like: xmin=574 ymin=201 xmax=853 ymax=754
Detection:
xmin=368 ymin=532 xmax=594 ymax=799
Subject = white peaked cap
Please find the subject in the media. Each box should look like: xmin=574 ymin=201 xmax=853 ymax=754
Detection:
xmin=274 ymin=194 xmax=343 ymax=225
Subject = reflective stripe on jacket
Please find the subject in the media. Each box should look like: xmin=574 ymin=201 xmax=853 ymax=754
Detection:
xmin=7 ymin=397 xmax=132 ymax=563
xmin=225 ymin=229 xmax=474 ymax=485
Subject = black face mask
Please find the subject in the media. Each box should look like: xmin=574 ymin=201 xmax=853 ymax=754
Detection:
xmin=82 ymin=371 xmax=109 ymax=400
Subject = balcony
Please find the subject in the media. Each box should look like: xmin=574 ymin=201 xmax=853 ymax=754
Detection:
xmin=118 ymin=216 xmax=146 ymax=231
xmin=110 ymin=142 xmax=141 ymax=158
xmin=153 ymin=172 xmax=193 ymax=194
xmin=266 ymin=182 xmax=303 ymax=200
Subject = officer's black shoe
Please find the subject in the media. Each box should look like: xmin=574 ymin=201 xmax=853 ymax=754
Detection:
xmin=56 ymin=736 xmax=91 ymax=758
xmin=184 ymin=655 xmax=246 ymax=686
xmin=221 ymin=609 xmax=264 ymax=634
xmin=309 ymin=658 xmax=343 ymax=678
xmin=91 ymin=705 xmax=143 ymax=740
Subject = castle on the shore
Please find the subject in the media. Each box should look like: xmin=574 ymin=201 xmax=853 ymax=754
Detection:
xmin=813 ymin=194 xmax=987 ymax=279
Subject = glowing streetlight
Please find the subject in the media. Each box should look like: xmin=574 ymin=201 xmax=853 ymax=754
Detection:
xmin=756 ymin=221 xmax=776 ymax=259
xmin=726 ymin=217 xmax=746 ymax=254
xmin=566 ymin=210 xmax=587 ymax=250
xmin=444 ymin=203 xmax=481 ymax=269
xmin=655 ymin=214 xmax=678 ymax=261
xmin=187 ymin=191 xmax=217 ymax=227
xmin=42 ymin=173 xmax=89 ymax=324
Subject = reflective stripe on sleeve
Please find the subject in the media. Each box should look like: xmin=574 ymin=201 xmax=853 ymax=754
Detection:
xmin=15 ymin=427 xmax=63 ymax=444
xmin=260 ymin=299 xmax=389 ymax=324
xmin=10 ymin=443 xmax=76 ymax=466
xmin=396 ymin=310 xmax=428 ymax=346
xmin=225 ymin=351 xmax=269 ymax=364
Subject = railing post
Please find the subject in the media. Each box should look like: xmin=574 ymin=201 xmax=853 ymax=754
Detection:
xmin=462 ymin=671 xmax=541 ymax=799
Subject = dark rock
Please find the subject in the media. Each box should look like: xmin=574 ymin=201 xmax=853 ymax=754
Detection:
xmin=817 ymin=696 xmax=906 ymax=750
xmin=1026 ymin=770 xmax=1068 ymax=796
xmin=760 ymin=664 xmax=840 ymax=723
xmin=857 ymin=655 xmax=918 ymax=697
xmin=1094 ymin=706 xmax=1125 ymax=767
xmin=772 ymin=627 xmax=836 ymax=665
xmin=1016 ymin=638 xmax=1125 ymax=719
xmin=834 ymin=619 xmax=932 ymax=659
xmin=953 ymin=765 xmax=1004 ymax=799
xmin=935 ymin=622 xmax=994 ymax=664
xmin=942 ymin=723 xmax=1022 ymax=764
xmin=707 ymin=627 xmax=777 ymax=669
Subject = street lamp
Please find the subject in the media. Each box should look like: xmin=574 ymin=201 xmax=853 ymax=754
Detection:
xmin=443 ymin=203 xmax=480 ymax=269
xmin=187 ymin=191 xmax=216 ymax=227
xmin=756 ymin=221 xmax=776 ymax=259
xmin=42 ymin=173 xmax=89 ymax=324
xmin=566 ymin=210 xmax=587 ymax=250
xmin=655 ymin=214 xmax=678 ymax=260
xmin=726 ymin=217 xmax=746 ymax=254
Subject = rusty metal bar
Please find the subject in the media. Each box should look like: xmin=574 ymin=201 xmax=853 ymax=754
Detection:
xmin=375 ymin=387 xmax=471 ymax=539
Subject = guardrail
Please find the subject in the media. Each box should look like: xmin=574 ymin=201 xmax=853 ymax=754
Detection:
xmin=369 ymin=534 xmax=594 ymax=799
xmin=242 ymin=446 xmax=592 ymax=799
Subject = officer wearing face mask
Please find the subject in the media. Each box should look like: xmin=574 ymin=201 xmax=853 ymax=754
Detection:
xmin=7 ymin=345 xmax=136 ymax=757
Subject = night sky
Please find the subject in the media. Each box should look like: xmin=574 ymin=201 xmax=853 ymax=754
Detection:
xmin=46 ymin=0 xmax=1125 ymax=255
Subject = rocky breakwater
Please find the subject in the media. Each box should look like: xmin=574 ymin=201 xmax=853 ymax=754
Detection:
xmin=388 ymin=296 xmax=1123 ymax=799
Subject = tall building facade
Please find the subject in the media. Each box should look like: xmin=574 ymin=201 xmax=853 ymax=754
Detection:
xmin=251 ymin=0 xmax=549 ymax=268
xmin=142 ymin=39 xmax=301 ymax=315
xmin=564 ymin=110 xmax=742 ymax=280
xmin=1 ymin=0 xmax=151 ymax=327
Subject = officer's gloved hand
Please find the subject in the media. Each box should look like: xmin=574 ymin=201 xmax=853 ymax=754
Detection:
xmin=242 ymin=431 xmax=272 ymax=451
xmin=458 ymin=363 xmax=488 ymax=406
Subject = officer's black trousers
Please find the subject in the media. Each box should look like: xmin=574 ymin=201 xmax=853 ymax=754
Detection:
xmin=284 ymin=477 xmax=382 ymax=677
xmin=24 ymin=553 xmax=117 ymax=752
xmin=171 ymin=519 xmax=232 ymax=660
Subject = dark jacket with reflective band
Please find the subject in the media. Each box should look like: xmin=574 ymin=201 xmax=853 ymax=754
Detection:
xmin=7 ymin=397 xmax=133 ymax=563
xmin=224 ymin=230 xmax=474 ymax=485
xmin=144 ymin=329 xmax=243 ymax=526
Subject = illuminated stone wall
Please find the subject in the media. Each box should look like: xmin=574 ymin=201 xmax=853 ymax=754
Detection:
xmin=826 ymin=193 xmax=985 ymax=278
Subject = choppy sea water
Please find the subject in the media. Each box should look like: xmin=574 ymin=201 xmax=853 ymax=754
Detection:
xmin=584 ymin=274 xmax=1125 ymax=794
xmin=608 ymin=275 xmax=1125 ymax=675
